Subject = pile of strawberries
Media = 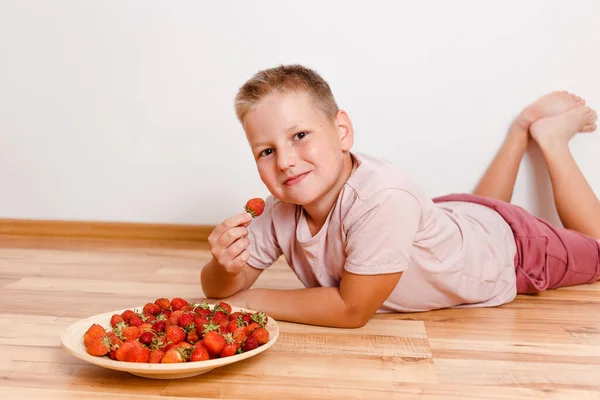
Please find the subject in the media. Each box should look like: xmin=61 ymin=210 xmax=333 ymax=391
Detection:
xmin=83 ymin=297 xmax=270 ymax=363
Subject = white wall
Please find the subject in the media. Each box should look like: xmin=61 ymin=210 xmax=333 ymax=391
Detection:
xmin=1 ymin=0 xmax=599 ymax=226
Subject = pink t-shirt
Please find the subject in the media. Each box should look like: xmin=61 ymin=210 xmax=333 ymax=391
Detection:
xmin=247 ymin=152 xmax=518 ymax=312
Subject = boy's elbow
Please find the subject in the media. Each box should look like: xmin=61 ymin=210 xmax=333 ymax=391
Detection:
xmin=341 ymin=304 xmax=371 ymax=329
xmin=200 ymin=270 xmax=221 ymax=299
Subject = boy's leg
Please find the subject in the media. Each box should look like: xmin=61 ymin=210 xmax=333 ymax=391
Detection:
xmin=530 ymin=106 xmax=600 ymax=239
xmin=474 ymin=92 xmax=584 ymax=202
xmin=472 ymin=123 xmax=528 ymax=202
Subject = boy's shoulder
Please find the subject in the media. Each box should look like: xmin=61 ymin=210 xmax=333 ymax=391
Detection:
xmin=345 ymin=152 xmax=424 ymax=201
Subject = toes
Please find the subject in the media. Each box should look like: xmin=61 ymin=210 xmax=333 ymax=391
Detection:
xmin=581 ymin=123 xmax=597 ymax=133
xmin=568 ymin=92 xmax=586 ymax=105
xmin=584 ymin=107 xmax=597 ymax=121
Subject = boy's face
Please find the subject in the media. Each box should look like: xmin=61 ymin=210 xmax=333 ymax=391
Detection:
xmin=243 ymin=90 xmax=353 ymax=208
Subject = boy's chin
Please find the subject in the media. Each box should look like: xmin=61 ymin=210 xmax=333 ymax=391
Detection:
xmin=275 ymin=194 xmax=317 ymax=207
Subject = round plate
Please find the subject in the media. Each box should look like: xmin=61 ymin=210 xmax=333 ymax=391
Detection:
xmin=61 ymin=306 xmax=279 ymax=379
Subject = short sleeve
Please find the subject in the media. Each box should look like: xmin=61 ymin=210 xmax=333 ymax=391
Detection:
xmin=246 ymin=196 xmax=283 ymax=270
xmin=344 ymin=189 xmax=421 ymax=275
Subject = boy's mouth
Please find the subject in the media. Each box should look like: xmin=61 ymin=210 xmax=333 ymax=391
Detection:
xmin=283 ymin=172 xmax=309 ymax=186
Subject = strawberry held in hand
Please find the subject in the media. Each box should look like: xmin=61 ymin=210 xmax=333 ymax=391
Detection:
xmin=244 ymin=198 xmax=265 ymax=218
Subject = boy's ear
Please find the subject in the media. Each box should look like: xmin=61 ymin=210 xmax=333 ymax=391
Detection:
xmin=335 ymin=110 xmax=354 ymax=152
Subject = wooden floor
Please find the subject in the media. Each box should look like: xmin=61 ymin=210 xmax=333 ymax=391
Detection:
xmin=1 ymin=235 xmax=600 ymax=399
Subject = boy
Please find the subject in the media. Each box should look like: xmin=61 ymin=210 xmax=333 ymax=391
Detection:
xmin=201 ymin=65 xmax=599 ymax=328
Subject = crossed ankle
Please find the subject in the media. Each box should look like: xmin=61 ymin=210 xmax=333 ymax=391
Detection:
xmin=515 ymin=110 xmax=541 ymax=130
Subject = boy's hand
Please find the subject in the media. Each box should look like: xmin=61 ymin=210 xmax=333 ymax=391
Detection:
xmin=208 ymin=212 xmax=253 ymax=275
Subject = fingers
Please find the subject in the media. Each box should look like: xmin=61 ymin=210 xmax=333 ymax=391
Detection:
xmin=215 ymin=245 xmax=250 ymax=275
xmin=208 ymin=212 xmax=253 ymax=274
xmin=218 ymin=226 xmax=249 ymax=248
xmin=208 ymin=212 xmax=251 ymax=241
xmin=208 ymin=214 xmax=250 ymax=248
xmin=227 ymin=249 xmax=250 ymax=274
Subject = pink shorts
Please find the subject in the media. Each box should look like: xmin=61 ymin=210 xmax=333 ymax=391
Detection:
xmin=433 ymin=193 xmax=600 ymax=294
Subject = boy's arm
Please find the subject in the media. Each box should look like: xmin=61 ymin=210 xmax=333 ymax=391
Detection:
xmin=200 ymin=258 xmax=263 ymax=299
xmin=227 ymin=269 xmax=402 ymax=328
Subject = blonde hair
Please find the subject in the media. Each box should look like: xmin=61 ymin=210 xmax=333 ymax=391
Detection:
xmin=234 ymin=64 xmax=339 ymax=123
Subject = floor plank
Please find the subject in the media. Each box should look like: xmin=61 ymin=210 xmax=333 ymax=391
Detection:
xmin=1 ymin=234 xmax=600 ymax=399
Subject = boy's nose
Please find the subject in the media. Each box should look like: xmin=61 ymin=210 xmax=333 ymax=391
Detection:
xmin=277 ymin=149 xmax=297 ymax=171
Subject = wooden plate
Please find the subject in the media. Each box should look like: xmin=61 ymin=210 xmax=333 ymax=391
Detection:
xmin=61 ymin=306 xmax=279 ymax=379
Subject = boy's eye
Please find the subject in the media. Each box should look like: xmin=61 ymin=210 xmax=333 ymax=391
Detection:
xmin=294 ymin=132 xmax=308 ymax=140
xmin=259 ymin=148 xmax=274 ymax=158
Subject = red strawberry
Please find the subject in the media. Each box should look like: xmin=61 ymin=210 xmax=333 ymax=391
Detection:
xmin=116 ymin=341 xmax=137 ymax=361
xmin=124 ymin=341 xmax=150 ymax=363
xmin=232 ymin=326 xmax=247 ymax=345
xmin=151 ymin=320 xmax=166 ymax=333
xmin=150 ymin=335 xmax=167 ymax=350
xmin=178 ymin=313 xmax=194 ymax=330
xmin=107 ymin=331 xmax=123 ymax=351
xmin=202 ymin=331 xmax=226 ymax=356
xmin=194 ymin=301 xmax=210 ymax=310
xmin=138 ymin=331 xmax=154 ymax=346
xmin=144 ymin=315 xmax=156 ymax=323
xmin=110 ymin=314 xmax=124 ymax=327
xmin=180 ymin=305 xmax=193 ymax=312
xmin=166 ymin=325 xmax=186 ymax=345
xmin=245 ymin=322 xmax=261 ymax=336
xmin=240 ymin=313 xmax=252 ymax=325
xmin=129 ymin=314 xmax=143 ymax=327
xmin=83 ymin=324 xmax=106 ymax=347
xmin=85 ymin=334 xmax=111 ymax=356
xmin=212 ymin=311 xmax=228 ymax=328
xmin=220 ymin=343 xmax=238 ymax=358
xmin=244 ymin=198 xmax=265 ymax=218
xmin=161 ymin=348 xmax=184 ymax=363
xmin=121 ymin=310 xmax=136 ymax=323
xmin=217 ymin=302 xmax=232 ymax=315
xmin=251 ymin=327 xmax=270 ymax=345
xmin=143 ymin=303 xmax=161 ymax=316
xmin=162 ymin=343 xmax=192 ymax=363
xmin=243 ymin=336 xmax=259 ymax=352
xmin=108 ymin=349 xmax=118 ymax=360
xmin=163 ymin=342 xmax=177 ymax=352
xmin=139 ymin=323 xmax=152 ymax=332
xmin=154 ymin=298 xmax=171 ymax=310
xmin=199 ymin=308 xmax=212 ymax=318
xmin=227 ymin=319 xmax=241 ymax=333
xmin=171 ymin=298 xmax=189 ymax=311
xmin=178 ymin=342 xmax=192 ymax=349
xmin=190 ymin=302 xmax=206 ymax=312
xmin=194 ymin=315 xmax=209 ymax=330
xmin=149 ymin=348 xmax=166 ymax=363
xmin=229 ymin=311 xmax=242 ymax=321
xmin=186 ymin=330 xmax=200 ymax=344
xmin=122 ymin=326 xmax=142 ymax=342
xmin=159 ymin=309 xmax=172 ymax=319
xmin=168 ymin=310 xmax=183 ymax=326
xmin=190 ymin=343 xmax=210 ymax=362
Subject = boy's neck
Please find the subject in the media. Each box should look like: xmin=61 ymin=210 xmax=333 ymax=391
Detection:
xmin=304 ymin=153 xmax=354 ymax=236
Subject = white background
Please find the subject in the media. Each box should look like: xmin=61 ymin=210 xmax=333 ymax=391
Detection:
xmin=1 ymin=0 xmax=598 ymax=226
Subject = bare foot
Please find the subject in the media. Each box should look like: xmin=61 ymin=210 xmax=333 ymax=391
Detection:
xmin=530 ymin=106 xmax=597 ymax=150
xmin=516 ymin=91 xmax=586 ymax=128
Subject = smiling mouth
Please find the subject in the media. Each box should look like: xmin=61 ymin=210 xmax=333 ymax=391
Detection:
xmin=283 ymin=172 xmax=309 ymax=186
